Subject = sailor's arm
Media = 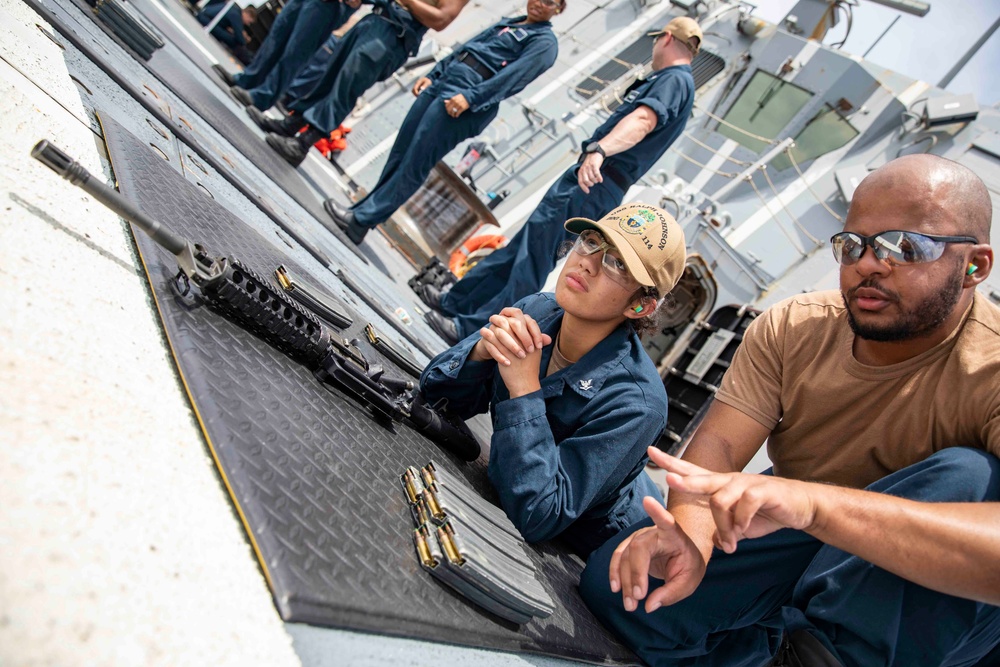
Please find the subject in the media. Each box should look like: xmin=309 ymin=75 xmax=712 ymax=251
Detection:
xmin=577 ymin=106 xmax=657 ymax=193
xmin=666 ymin=401 xmax=771 ymax=562
xmin=811 ymin=489 xmax=1000 ymax=605
xmin=659 ymin=451 xmax=1000 ymax=606
xmin=418 ymin=331 xmax=496 ymax=418
xmin=607 ymin=402 xmax=768 ymax=612
xmin=594 ymin=106 xmax=659 ymax=157
xmin=397 ymin=0 xmax=467 ymax=32
xmin=670 ymin=301 xmax=785 ymax=562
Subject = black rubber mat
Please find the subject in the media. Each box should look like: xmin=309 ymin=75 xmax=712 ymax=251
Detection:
xmin=99 ymin=114 xmax=636 ymax=664
xmin=336 ymin=269 xmax=438 ymax=359
xmin=23 ymin=0 xmax=443 ymax=374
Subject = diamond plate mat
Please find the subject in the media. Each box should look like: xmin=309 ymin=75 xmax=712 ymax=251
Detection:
xmin=99 ymin=114 xmax=636 ymax=664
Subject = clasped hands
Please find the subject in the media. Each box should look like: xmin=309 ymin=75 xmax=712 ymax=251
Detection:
xmin=610 ymin=447 xmax=821 ymax=613
xmin=469 ymin=307 xmax=552 ymax=399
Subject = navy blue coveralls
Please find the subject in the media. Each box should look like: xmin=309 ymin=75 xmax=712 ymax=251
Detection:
xmin=349 ymin=16 xmax=558 ymax=229
xmin=232 ymin=0 xmax=356 ymax=111
xmin=282 ymin=32 xmax=341 ymax=104
xmin=419 ymin=293 xmax=665 ymax=558
xmin=287 ymin=2 xmax=427 ymax=136
xmin=197 ymin=1 xmax=247 ymax=49
xmin=439 ymin=65 xmax=695 ymax=339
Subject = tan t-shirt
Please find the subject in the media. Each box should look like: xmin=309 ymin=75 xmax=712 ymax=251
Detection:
xmin=715 ymin=290 xmax=1000 ymax=488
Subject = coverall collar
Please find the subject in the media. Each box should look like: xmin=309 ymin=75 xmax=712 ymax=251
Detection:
xmin=647 ymin=62 xmax=692 ymax=81
xmin=535 ymin=308 xmax=633 ymax=400
xmin=503 ymin=15 xmax=553 ymax=30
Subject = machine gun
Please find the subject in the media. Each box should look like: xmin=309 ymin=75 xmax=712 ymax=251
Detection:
xmin=31 ymin=140 xmax=481 ymax=462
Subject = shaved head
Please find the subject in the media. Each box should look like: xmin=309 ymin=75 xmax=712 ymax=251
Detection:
xmin=841 ymin=154 xmax=994 ymax=361
xmin=852 ymin=154 xmax=992 ymax=242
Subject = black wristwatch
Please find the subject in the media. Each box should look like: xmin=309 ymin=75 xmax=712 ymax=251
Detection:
xmin=583 ymin=141 xmax=606 ymax=158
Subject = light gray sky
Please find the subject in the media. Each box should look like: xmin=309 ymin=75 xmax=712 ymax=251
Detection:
xmin=756 ymin=0 xmax=999 ymax=105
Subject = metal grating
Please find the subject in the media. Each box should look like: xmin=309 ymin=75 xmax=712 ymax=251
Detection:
xmin=575 ymin=35 xmax=657 ymax=99
xmin=692 ymin=50 xmax=727 ymax=90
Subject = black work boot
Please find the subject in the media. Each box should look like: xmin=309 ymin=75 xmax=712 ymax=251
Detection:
xmin=418 ymin=283 xmax=449 ymax=311
xmin=229 ymin=85 xmax=255 ymax=107
xmin=323 ymin=199 xmax=368 ymax=244
xmin=266 ymin=126 xmax=324 ymax=167
xmin=324 ymin=199 xmax=353 ymax=225
xmin=212 ymin=63 xmax=235 ymax=86
xmin=425 ymin=310 xmax=459 ymax=346
xmin=246 ymin=107 xmax=298 ymax=136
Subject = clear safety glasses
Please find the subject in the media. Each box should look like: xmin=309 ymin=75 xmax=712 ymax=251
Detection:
xmin=830 ymin=230 xmax=977 ymax=267
xmin=571 ymin=229 xmax=637 ymax=288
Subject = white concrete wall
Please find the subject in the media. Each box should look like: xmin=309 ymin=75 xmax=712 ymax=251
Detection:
xmin=0 ymin=4 xmax=300 ymax=663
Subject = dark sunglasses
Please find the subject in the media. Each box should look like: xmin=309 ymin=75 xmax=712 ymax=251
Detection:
xmin=830 ymin=230 xmax=978 ymax=266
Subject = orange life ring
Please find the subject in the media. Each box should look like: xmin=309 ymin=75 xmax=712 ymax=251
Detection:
xmin=449 ymin=234 xmax=507 ymax=278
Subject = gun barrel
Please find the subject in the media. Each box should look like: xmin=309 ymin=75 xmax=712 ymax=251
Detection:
xmin=31 ymin=140 xmax=189 ymax=256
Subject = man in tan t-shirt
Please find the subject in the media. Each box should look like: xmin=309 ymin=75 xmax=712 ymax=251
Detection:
xmin=580 ymin=154 xmax=1000 ymax=666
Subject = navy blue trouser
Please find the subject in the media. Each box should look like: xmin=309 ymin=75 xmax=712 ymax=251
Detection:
xmin=579 ymin=448 xmax=1000 ymax=667
xmin=289 ymin=15 xmax=408 ymax=135
xmin=233 ymin=0 xmax=347 ymax=110
xmin=351 ymin=66 xmax=497 ymax=228
xmin=438 ymin=167 xmax=625 ymax=338
xmin=282 ymin=33 xmax=339 ymax=104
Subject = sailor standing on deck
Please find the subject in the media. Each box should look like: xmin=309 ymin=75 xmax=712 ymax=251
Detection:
xmin=273 ymin=12 xmax=365 ymax=110
xmin=262 ymin=0 xmax=470 ymax=167
xmin=324 ymin=1 xmax=564 ymax=245
xmin=218 ymin=0 xmax=360 ymax=111
xmin=421 ymin=16 xmax=701 ymax=345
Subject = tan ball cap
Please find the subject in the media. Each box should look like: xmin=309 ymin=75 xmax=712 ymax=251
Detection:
xmin=565 ymin=203 xmax=687 ymax=294
xmin=649 ymin=16 xmax=703 ymax=56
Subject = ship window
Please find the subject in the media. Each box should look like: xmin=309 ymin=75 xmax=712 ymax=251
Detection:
xmin=772 ymin=104 xmax=859 ymax=170
xmin=717 ymin=70 xmax=812 ymax=153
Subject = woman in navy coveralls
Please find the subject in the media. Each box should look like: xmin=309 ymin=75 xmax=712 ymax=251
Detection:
xmin=326 ymin=0 xmax=563 ymax=243
xmin=419 ymin=203 xmax=687 ymax=558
